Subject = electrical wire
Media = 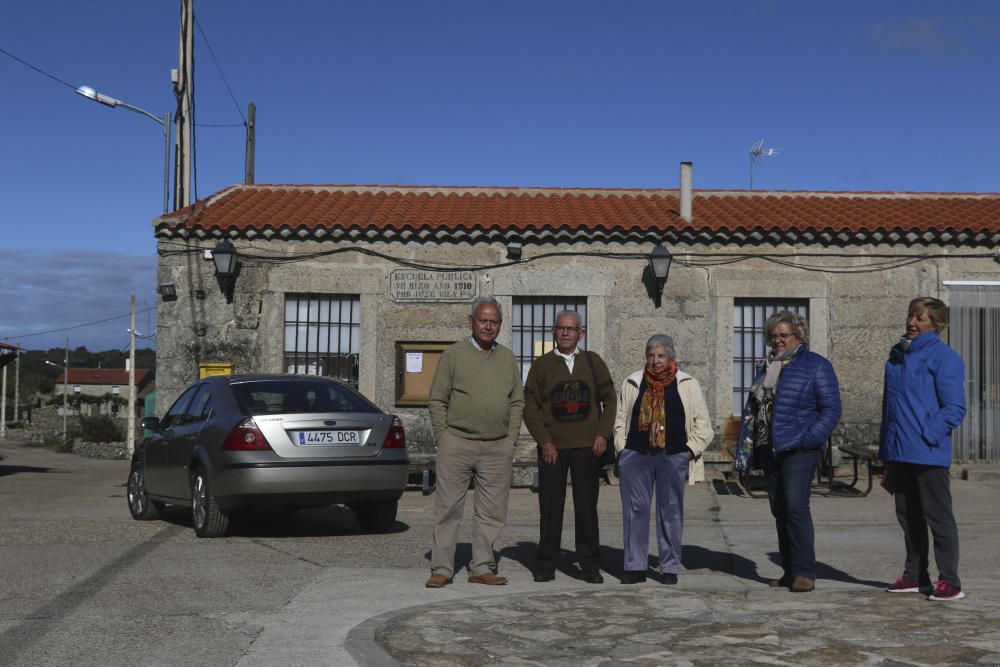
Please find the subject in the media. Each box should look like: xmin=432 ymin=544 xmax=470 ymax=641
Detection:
xmin=6 ymin=308 xmax=155 ymax=341
xmin=154 ymin=238 xmax=994 ymax=275
xmin=0 ymin=46 xmax=77 ymax=90
xmin=193 ymin=16 xmax=247 ymax=126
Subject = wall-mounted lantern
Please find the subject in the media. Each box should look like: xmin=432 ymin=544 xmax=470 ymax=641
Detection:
xmin=212 ymin=240 xmax=239 ymax=303
xmin=648 ymin=245 xmax=672 ymax=308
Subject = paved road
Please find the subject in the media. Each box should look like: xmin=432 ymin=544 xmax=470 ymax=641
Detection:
xmin=1 ymin=439 xmax=998 ymax=666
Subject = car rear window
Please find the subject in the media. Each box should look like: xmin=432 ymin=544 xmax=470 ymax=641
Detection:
xmin=231 ymin=380 xmax=379 ymax=415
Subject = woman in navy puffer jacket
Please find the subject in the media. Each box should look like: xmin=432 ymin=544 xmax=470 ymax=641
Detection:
xmin=738 ymin=311 xmax=841 ymax=592
xmin=880 ymin=297 xmax=966 ymax=602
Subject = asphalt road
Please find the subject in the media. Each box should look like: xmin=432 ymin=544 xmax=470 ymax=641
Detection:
xmin=3 ymin=439 xmax=999 ymax=666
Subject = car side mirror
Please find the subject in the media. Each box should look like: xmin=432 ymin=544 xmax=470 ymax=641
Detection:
xmin=141 ymin=416 xmax=162 ymax=432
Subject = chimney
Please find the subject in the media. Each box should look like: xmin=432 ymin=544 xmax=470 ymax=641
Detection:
xmin=679 ymin=162 xmax=692 ymax=222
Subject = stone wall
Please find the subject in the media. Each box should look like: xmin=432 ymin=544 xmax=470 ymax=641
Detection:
xmin=156 ymin=238 xmax=999 ymax=468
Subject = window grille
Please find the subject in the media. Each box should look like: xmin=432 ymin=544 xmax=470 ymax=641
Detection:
xmin=732 ymin=298 xmax=809 ymax=415
xmin=511 ymin=297 xmax=587 ymax=382
xmin=284 ymin=294 xmax=361 ymax=388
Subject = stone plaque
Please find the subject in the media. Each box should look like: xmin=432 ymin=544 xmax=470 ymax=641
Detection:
xmin=388 ymin=270 xmax=477 ymax=302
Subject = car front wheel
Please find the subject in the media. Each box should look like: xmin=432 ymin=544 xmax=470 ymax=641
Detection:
xmin=353 ymin=500 xmax=398 ymax=533
xmin=127 ymin=461 xmax=161 ymax=521
xmin=190 ymin=467 xmax=229 ymax=538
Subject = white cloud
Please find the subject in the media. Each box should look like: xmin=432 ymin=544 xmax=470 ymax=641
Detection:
xmin=0 ymin=250 xmax=157 ymax=351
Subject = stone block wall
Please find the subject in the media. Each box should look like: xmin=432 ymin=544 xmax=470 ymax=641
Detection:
xmin=156 ymin=238 xmax=998 ymax=469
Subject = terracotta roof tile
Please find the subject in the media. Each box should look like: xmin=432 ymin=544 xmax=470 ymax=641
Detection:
xmin=155 ymin=184 xmax=1000 ymax=247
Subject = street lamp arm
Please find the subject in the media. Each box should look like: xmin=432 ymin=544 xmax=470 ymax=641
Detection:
xmin=76 ymin=86 xmax=164 ymax=126
xmin=115 ymin=99 xmax=166 ymax=127
xmin=75 ymin=84 xmax=172 ymax=214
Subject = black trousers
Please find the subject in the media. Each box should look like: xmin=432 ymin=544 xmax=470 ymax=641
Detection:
xmin=891 ymin=461 xmax=961 ymax=588
xmin=537 ymin=445 xmax=601 ymax=572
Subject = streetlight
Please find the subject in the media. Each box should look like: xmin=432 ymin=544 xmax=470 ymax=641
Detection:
xmin=76 ymin=85 xmax=171 ymax=214
xmin=45 ymin=353 xmax=69 ymax=447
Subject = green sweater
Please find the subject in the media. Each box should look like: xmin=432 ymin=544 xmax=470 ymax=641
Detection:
xmin=523 ymin=350 xmax=617 ymax=449
xmin=428 ymin=339 xmax=524 ymax=442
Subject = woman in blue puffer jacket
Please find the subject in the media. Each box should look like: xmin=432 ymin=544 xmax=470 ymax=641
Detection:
xmin=880 ymin=297 xmax=966 ymax=602
xmin=737 ymin=311 xmax=841 ymax=592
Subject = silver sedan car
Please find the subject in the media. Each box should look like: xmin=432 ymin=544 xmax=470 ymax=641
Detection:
xmin=127 ymin=375 xmax=408 ymax=537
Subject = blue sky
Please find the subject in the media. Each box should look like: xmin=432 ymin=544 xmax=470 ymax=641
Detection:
xmin=2 ymin=1 xmax=999 ymax=350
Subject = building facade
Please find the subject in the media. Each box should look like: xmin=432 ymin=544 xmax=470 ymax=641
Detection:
xmin=153 ymin=178 xmax=1000 ymax=472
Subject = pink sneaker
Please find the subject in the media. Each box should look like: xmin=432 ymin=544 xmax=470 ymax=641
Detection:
xmin=928 ymin=580 xmax=965 ymax=601
xmin=886 ymin=576 xmax=932 ymax=594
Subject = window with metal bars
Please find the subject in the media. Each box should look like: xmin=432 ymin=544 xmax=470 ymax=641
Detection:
xmin=284 ymin=294 xmax=361 ymax=388
xmin=511 ymin=297 xmax=587 ymax=382
xmin=732 ymin=298 xmax=809 ymax=415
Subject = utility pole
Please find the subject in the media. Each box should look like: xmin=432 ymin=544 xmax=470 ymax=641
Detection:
xmin=128 ymin=295 xmax=137 ymax=456
xmin=173 ymin=0 xmax=195 ymax=209
xmin=14 ymin=346 xmax=20 ymax=423
xmin=1 ymin=362 xmax=6 ymax=439
xmin=245 ymin=102 xmax=255 ymax=185
xmin=62 ymin=338 xmax=69 ymax=446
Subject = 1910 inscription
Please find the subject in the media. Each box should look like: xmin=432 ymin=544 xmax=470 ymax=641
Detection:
xmin=388 ymin=270 xmax=477 ymax=302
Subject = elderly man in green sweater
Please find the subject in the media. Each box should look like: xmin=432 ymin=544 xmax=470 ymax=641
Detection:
xmin=425 ymin=296 xmax=525 ymax=588
xmin=523 ymin=310 xmax=616 ymax=584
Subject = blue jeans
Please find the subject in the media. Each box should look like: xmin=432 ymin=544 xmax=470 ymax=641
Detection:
xmin=761 ymin=447 xmax=821 ymax=580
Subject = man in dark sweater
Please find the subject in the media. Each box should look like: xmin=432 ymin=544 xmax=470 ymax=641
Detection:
xmin=523 ymin=310 xmax=616 ymax=583
xmin=425 ymin=297 xmax=524 ymax=589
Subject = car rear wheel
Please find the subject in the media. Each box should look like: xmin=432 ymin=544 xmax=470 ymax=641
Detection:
xmin=190 ymin=467 xmax=229 ymax=538
xmin=127 ymin=461 xmax=161 ymax=520
xmin=353 ymin=500 xmax=398 ymax=533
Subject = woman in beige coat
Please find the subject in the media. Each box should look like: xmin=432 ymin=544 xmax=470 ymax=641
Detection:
xmin=614 ymin=334 xmax=713 ymax=584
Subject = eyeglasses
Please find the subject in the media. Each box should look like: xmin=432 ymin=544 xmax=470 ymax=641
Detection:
xmin=553 ymin=326 xmax=581 ymax=333
xmin=768 ymin=332 xmax=794 ymax=341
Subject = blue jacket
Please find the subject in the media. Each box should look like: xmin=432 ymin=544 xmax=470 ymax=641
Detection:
xmin=739 ymin=346 xmax=842 ymax=457
xmin=879 ymin=331 xmax=966 ymax=467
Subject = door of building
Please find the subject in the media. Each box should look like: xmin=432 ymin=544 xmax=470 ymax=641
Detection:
xmin=947 ymin=283 xmax=1000 ymax=463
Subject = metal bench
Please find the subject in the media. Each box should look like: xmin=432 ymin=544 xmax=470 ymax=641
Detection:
xmin=818 ymin=444 xmax=879 ymax=497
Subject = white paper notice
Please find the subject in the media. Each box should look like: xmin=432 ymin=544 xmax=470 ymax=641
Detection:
xmin=405 ymin=352 xmax=423 ymax=373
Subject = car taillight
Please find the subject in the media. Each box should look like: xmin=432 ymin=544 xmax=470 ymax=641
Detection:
xmin=382 ymin=417 xmax=406 ymax=449
xmin=222 ymin=417 xmax=273 ymax=451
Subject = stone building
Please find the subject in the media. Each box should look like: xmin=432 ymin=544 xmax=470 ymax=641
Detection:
xmin=54 ymin=368 xmax=154 ymax=419
xmin=153 ymin=169 xmax=1000 ymax=473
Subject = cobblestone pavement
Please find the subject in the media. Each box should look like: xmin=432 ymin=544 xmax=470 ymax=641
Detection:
xmin=340 ymin=473 xmax=1000 ymax=667
xmin=360 ymin=583 xmax=1000 ymax=666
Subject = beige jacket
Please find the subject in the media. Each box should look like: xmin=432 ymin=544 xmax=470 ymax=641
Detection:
xmin=613 ymin=370 xmax=715 ymax=485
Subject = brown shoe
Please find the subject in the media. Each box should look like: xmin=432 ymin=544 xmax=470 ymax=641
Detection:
xmin=769 ymin=574 xmax=793 ymax=588
xmin=468 ymin=573 xmax=508 ymax=586
xmin=790 ymin=576 xmax=815 ymax=592
xmin=425 ymin=573 xmax=452 ymax=588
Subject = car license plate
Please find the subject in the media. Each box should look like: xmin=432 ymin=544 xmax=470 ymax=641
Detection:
xmin=297 ymin=430 xmax=362 ymax=445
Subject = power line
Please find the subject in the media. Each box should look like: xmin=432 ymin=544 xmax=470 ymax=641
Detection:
xmin=194 ymin=16 xmax=247 ymax=125
xmin=5 ymin=307 xmax=155 ymax=341
xmin=0 ymin=46 xmax=77 ymax=90
xmin=155 ymin=238 xmax=995 ymax=276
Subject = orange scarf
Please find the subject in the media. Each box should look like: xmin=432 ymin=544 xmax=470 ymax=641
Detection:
xmin=638 ymin=360 xmax=678 ymax=448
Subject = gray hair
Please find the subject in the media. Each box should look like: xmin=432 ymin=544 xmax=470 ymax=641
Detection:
xmin=645 ymin=334 xmax=676 ymax=360
xmin=554 ymin=309 xmax=583 ymax=328
xmin=470 ymin=296 xmax=502 ymax=320
xmin=764 ymin=311 xmax=809 ymax=344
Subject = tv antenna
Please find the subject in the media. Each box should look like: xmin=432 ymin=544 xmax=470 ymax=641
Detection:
xmin=749 ymin=139 xmax=779 ymax=190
